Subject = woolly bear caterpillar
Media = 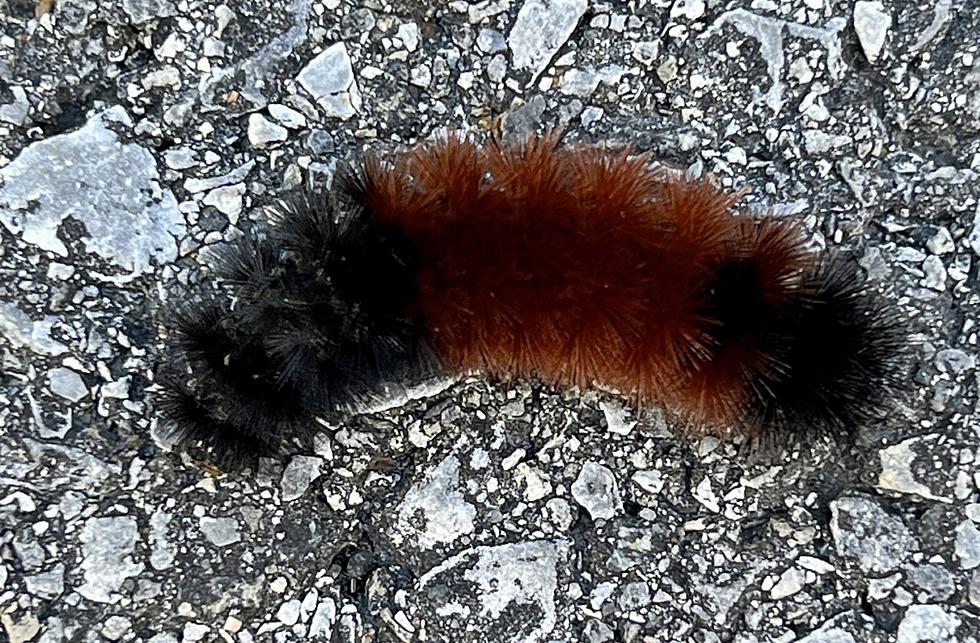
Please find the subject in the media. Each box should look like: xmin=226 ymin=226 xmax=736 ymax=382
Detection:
xmin=156 ymin=134 xmax=906 ymax=467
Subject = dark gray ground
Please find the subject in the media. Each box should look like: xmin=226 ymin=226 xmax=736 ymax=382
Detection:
xmin=1 ymin=0 xmax=979 ymax=641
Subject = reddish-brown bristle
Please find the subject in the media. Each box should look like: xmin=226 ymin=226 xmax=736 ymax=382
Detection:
xmin=361 ymin=133 xmax=821 ymax=436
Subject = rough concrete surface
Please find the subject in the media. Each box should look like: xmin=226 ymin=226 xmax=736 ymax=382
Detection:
xmin=1 ymin=0 xmax=979 ymax=641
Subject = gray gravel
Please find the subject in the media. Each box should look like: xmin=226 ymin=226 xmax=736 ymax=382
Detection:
xmin=1 ymin=0 xmax=979 ymax=641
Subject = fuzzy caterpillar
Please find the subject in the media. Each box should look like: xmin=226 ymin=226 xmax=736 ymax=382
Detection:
xmin=155 ymin=134 xmax=906 ymax=467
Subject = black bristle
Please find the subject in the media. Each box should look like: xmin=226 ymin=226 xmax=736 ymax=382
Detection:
xmin=154 ymin=176 xmax=440 ymax=468
xmin=744 ymin=255 xmax=909 ymax=440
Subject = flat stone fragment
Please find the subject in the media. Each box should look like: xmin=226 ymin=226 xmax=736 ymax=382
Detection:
xmin=508 ymin=0 xmax=589 ymax=81
xmin=770 ymin=567 xmax=805 ymax=599
xmin=0 ymin=303 xmax=67 ymax=356
xmin=395 ymin=454 xmax=476 ymax=549
xmin=877 ymin=436 xmax=952 ymax=502
xmin=853 ymin=1 xmax=891 ymax=64
xmin=122 ymin=0 xmax=177 ymax=23
xmin=24 ymin=563 xmax=65 ymax=599
xmin=896 ymin=605 xmax=961 ymax=643
xmin=955 ymin=520 xmax=980 ymax=570
xmin=297 ymin=42 xmax=360 ymax=119
xmin=247 ymin=113 xmax=288 ymax=147
xmin=0 ymin=86 xmax=29 ymax=125
xmin=830 ymin=496 xmax=917 ymax=574
xmin=47 ymin=367 xmax=87 ymax=402
xmin=571 ymin=461 xmax=622 ymax=521
xmin=77 ymin=516 xmax=144 ymax=603
xmin=0 ymin=106 xmax=184 ymax=274
xmin=199 ymin=516 xmax=241 ymax=547
xmin=417 ymin=540 xmax=568 ymax=643
xmin=280 ymin=455 xmax=323 ymax=502
xmin=968 ymin=204 xmax=980 ymax=256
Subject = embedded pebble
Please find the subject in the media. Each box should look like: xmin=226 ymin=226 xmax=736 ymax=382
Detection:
xmin=0 ymin=303 xmax=67 ymax=356
xmin=571 ymin=462 xmax=622 ymax=521
xmin=395 ymin=455 xmax=476 ymax=548
xmin=47 ymin=367 xmax=87 ymax=402
xmin=896 ymin=604 xmax=961 ymax=643
xmin=955 ymin=520 xmax=980 ymax=570
xmin=416 ymin=540 xmax=566 ymax=642
xmin=280 ymin=455 xmax=323 ymax=502
xmin=268 ymin=104 xmax=307 ymax=128
xmin=24 ymin=564 xmax=65 ymax=599
xmin=853 ymin=1 xmax=891 ymax=64
xmin=247 ymin=113 xmax=288 ymax=147
xmin=927 ymin=227 xmax=955 ymax=254
xmin=123 ymin=0 xmax=177 ymax=23
xmin=830 ymin=496 xmax=917 ymax=573
xmin=297 ymin=42 xmax=360 ymax=119
xmin=76 ymin=516 xmax=144 ymax=603
xmin=199 ymin=516 xmax=241 ymax=547
xmin=508 ymin=0 xmax=589 ymax=81
xmin=770 ymin=567 xmax=805 ymax=599
xmin=0 ymin=107 xmax=183 ymax=273
xmin=921 ymin=255 xmax=947 ymax=291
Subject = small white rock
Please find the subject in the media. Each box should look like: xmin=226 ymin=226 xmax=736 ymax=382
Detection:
xmin=47 ymin=367 xmax=87 ymax=402
xmin=770 ymin=567 xmax=805 ymax=599
xmin=268 ymin=104 xmax=307 ymax=129
xmin=853 ymin=1 xmax=891 ymax=64
xmin=247 ymin=113 xmax=288 ymax=147
xmin=926 ymin=227 xmax=955 ymax=255
xmin=571 ymin=461 xmax=622 ymax=521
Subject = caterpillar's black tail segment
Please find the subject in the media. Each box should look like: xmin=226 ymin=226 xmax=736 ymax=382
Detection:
xmin=748 ymin=255 xmax=909 ymax=437
xmin=693 ymin=248 xmax=909 ymax=441
xmin=153 ymin=176 xmax=438 ymax=468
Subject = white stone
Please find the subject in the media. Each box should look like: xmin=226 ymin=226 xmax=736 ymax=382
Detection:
xmin=631 ymin=470 xmax=665 ymax=495
xmin=47 ymin=367 xmax=87 ymax=402
xmin=853 ymin=1 xmax=891 ymax=64
xmin=571 ymin=461 xmax=622 ymax=521
xmin=268 ymin=104 xmax=307 ymax=128
xmin=830 ymin=496 xmax=917 ymax=573
xmin=280 ymin=455 xmax=323 ymax=502
xmin=395 ymin=455 xmax=476 ymax=549
xmin=0 ymin=303 xmax=67 ymax=356
xmin=600 ymin=400 xmax=636 ymax=435
xmin=199 ymin=516 xmax=241 ymax=547
xmin=509 ymin=0 xmax=589 ymax=81
xmin=181 ymin=623 xmax=210 ymax=642
xmin=967 ymin=203 xmax=980 ymax=256
xmin=770 ymin=567 xmax=804 ymax=599
xmin=878 ymin=436 xmax=952 ymax=502
xmin=202 ymin=184 xmax=245 ymax=218
xmin=0 ymin=106 xmax=183 ymax=274
xmin=297 ymin=42 xmax=360 ymax=119
xmin=926 ymin=227 xmax=954 ymax=254
xmin=921 ymin=255 xmax=947 ymax=291
xmin=123 ymin=0 xmax=176 ymax=23
xmin=955 ymin=520 xmax=980 ymax=570
xmin=0 ymin=86 xmax=30 ymax=125
xmin=670 ymin=0 xmax=705 ymax=20
xmin=277 ymin=599 xmax=302 ymax=626
xmin=247 ymin=113 xmax=288 ymax=147
xmin=896 ymin=604 xmax=961 ymax=643
xmin=77 ymin=516 xmax=144 ymax=603
xmin=418 ymin=540 xmax=566 ymax=642
xmin=397 ymin=22 xmax=419 ymax=51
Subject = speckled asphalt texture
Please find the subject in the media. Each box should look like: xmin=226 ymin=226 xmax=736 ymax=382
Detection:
xmin=1 ymin=0 xmax=979 ymax=641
